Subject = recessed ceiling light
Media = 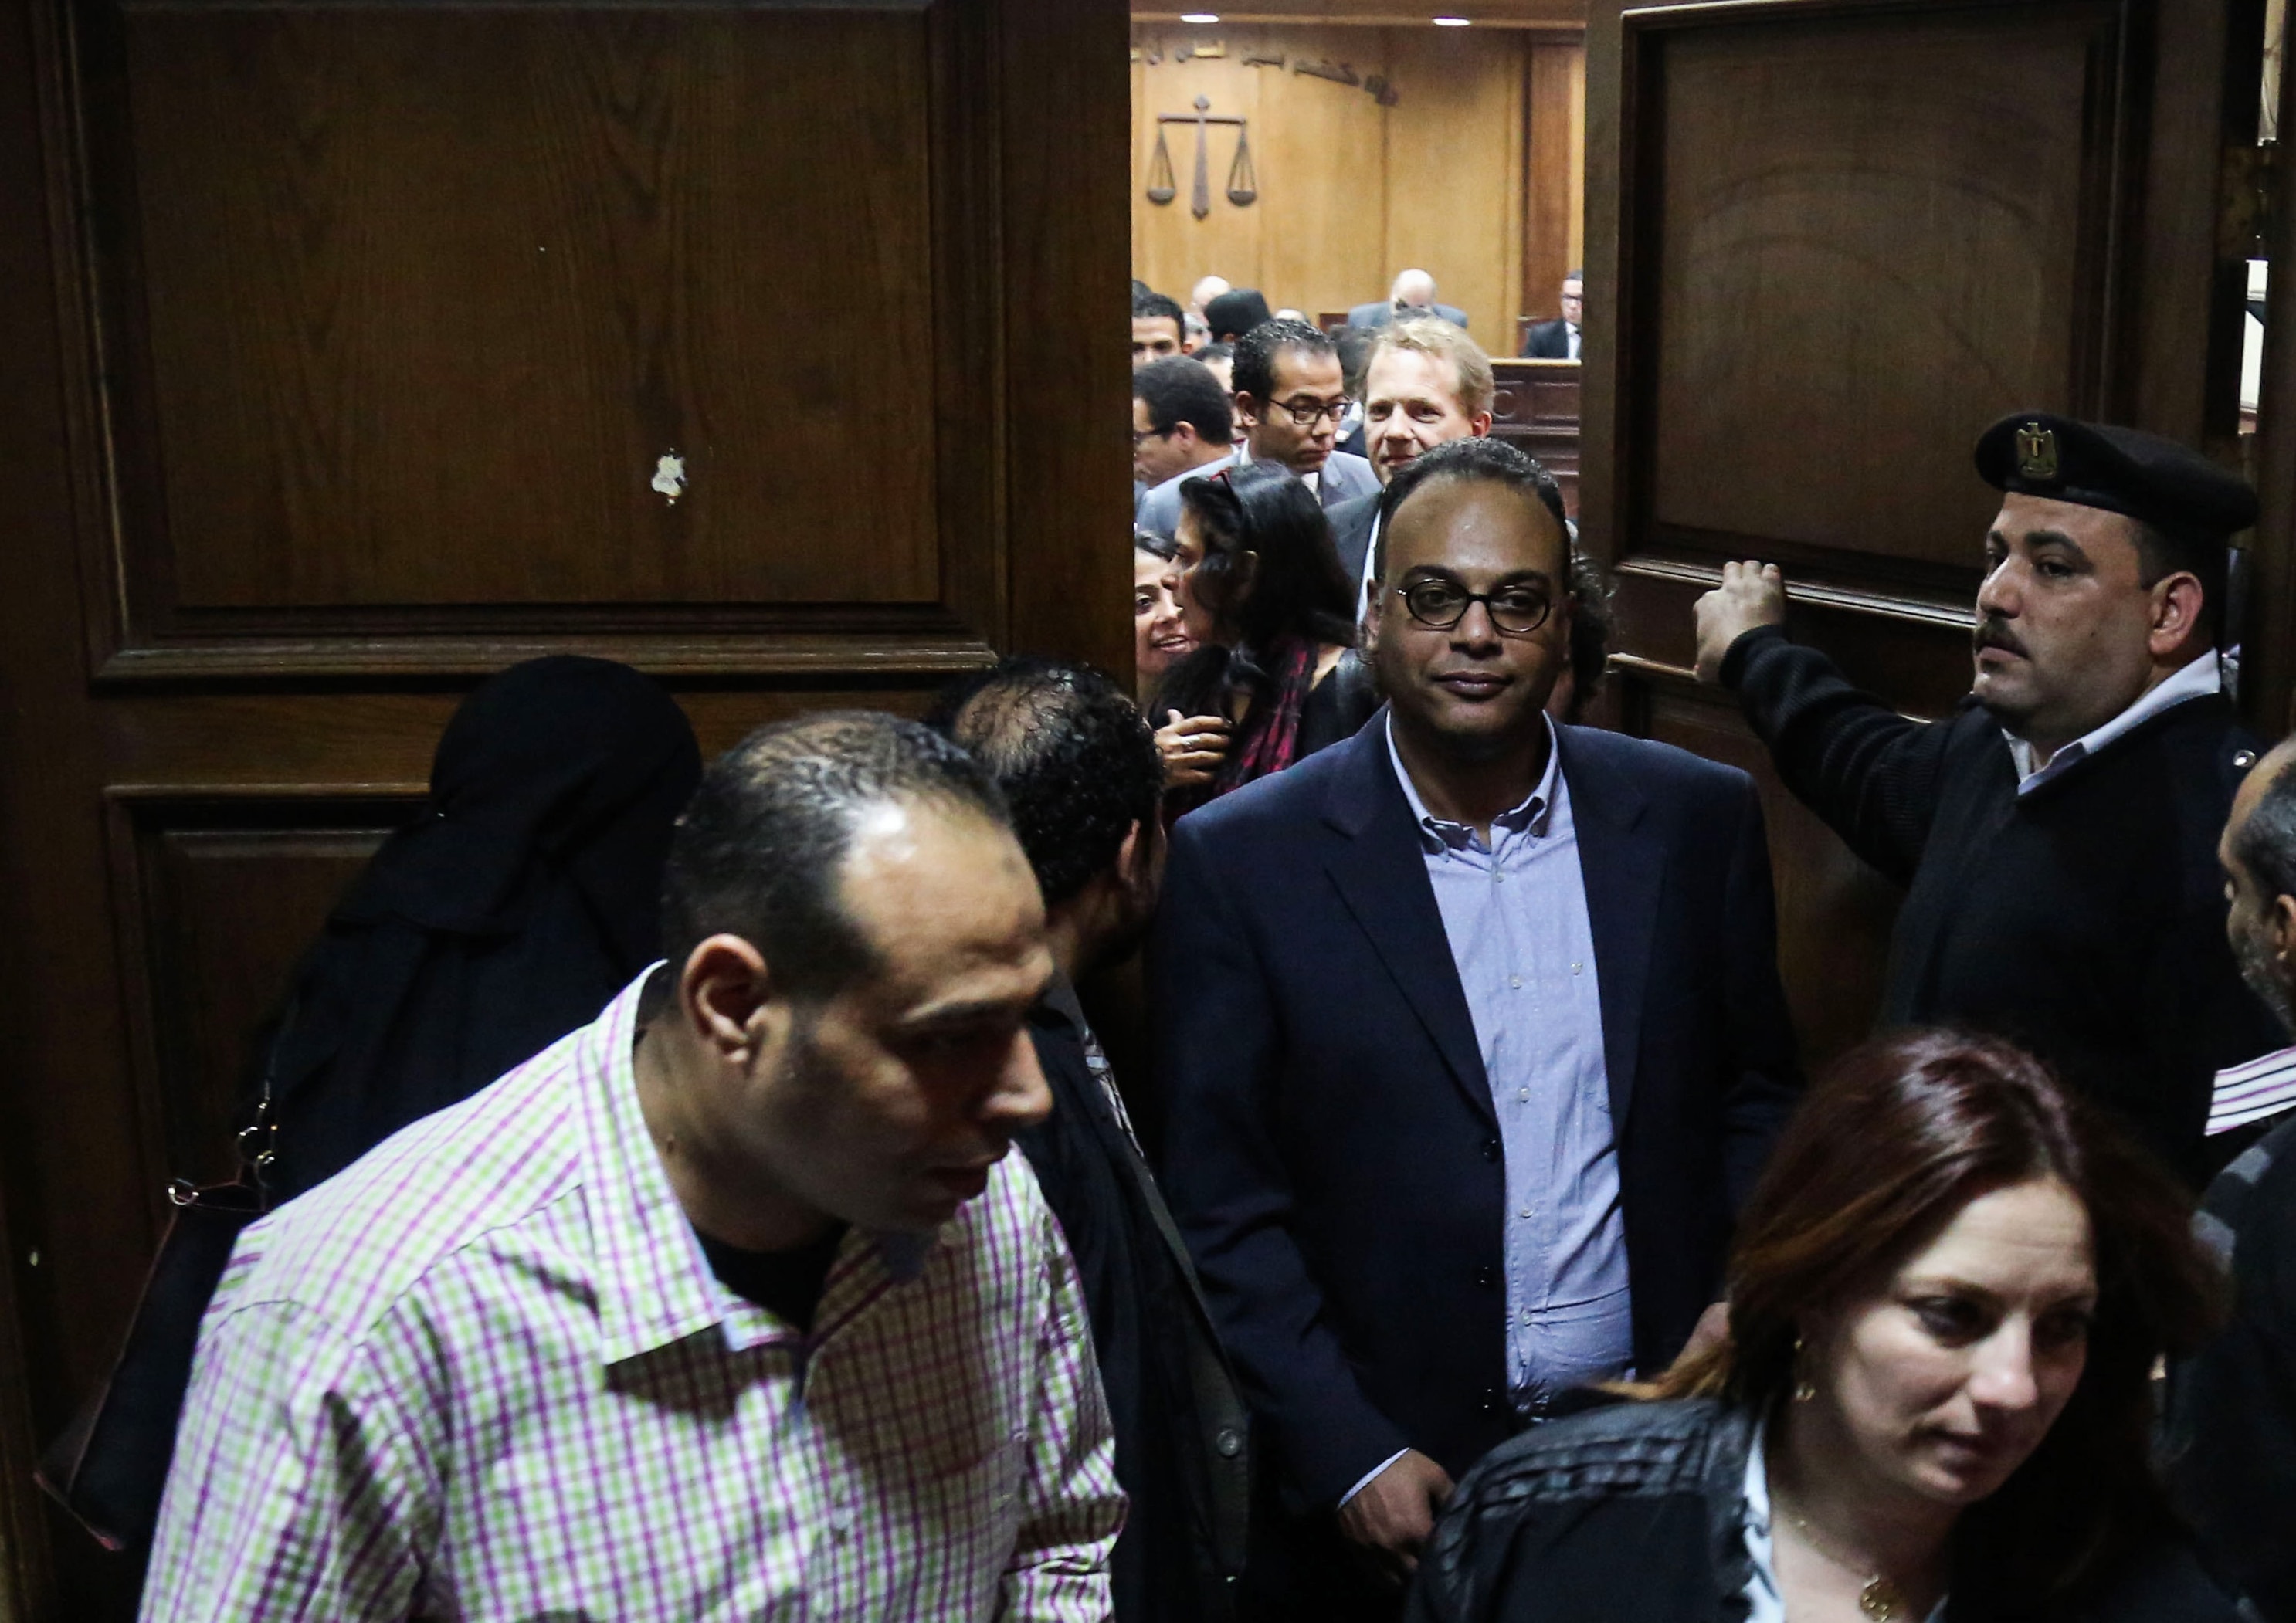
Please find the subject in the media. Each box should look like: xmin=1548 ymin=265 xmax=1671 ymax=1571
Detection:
xmin=1181 ymin=12 xmax=1220 ymax=21
xmin=1433 ymin=15 xmax=1472 ymax=23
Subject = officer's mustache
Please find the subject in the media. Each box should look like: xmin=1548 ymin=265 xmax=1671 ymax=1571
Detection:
xmin=1972 ymin=618 xmax=2029 ymax=659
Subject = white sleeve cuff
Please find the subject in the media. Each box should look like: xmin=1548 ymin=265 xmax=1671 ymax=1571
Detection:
xmin=1338 ymin=1449 xmax=1412 ymax=1509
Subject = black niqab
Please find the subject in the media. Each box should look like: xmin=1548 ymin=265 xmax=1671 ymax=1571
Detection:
xmin=255 ymin=656 xmax=702 ymax=1202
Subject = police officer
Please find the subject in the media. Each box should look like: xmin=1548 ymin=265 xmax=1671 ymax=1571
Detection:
xmin=1692 ymin=410 xmax=2281 ymax=1183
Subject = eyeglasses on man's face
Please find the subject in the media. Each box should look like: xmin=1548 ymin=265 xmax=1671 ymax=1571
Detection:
xmin=1132 ymin=425 xmax=1172 ymax=448
xmin=1394 ymin=576 xmax=1554 ymax=635
xmin=1264 ymin=394 xmax=1354 ymax=428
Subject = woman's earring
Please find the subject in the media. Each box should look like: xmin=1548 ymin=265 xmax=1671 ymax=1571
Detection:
xmin=1792 ymin=1333 xmax=1816 ymax=1404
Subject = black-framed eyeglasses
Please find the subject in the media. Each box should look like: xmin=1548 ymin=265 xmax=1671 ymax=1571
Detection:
xmin=1132 ymin=425 xmax=1172 ymax=448
xmin=1395 ymin=578 xmax=1553 ymax=635
xmin=1265 ymin=394 xmax=1353 ymax=428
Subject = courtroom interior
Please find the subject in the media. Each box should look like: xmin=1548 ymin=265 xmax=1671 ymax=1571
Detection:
xmin=4 ymin=0 xmax=2296 ymax=1618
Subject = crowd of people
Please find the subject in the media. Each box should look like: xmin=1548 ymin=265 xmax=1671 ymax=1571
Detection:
xmin=116 ymin=278 xmax=2296 ymax=1623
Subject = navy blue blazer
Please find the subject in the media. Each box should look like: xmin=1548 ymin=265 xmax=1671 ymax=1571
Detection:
xmin=1151 ymin=714 xmax=1800 ymax=1510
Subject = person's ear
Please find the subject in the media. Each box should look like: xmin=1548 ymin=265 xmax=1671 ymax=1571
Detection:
xmin=2147 ymin=571 xmax=2206 ymax=660
xmin=1469 ymin=412 xmax=1493 ymax=438
xmin=679 ymin=934 xmax=773 ymax=1066
xmin=1233 ymin=549 xmax=1261 ymax=603
xmin=2271 ymin=891 xmax=2296 ymax=970
xmin=1172 ymin=422 xmax=1200 ymax=452
xmin=1363 ymin=571 xmax=1385 ymax=652
xmin=1233 ymin=391 xmax=1263 ymax=429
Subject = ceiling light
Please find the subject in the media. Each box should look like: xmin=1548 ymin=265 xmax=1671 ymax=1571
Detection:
xmin=1433 ymin=15 xmax=1472 ymax=23
xmin=1181 ymin=12 xmax=1220 ymax=21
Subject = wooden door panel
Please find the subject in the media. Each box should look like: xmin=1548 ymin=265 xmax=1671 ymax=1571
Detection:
xmin=123 ymin=10 xmax=940 ymax=612
xmin=0 ymin=0 xmax=1130 ymax=1611
xmin=1639 ymin=4 xmax=2115 ymax=578
xmin=111 ymin=798 xmax=410 ymax=1193
xmin=1583 ymin=0 xmax=2260 ymax=1071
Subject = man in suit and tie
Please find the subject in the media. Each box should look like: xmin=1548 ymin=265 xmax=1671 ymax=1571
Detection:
xmin=1348 ymin=269 xmax=1470 ymax=332
xmin=1137 ymin=317 xmax=1378 ymax=537
xmin=1154 ymin=435 xmax=1801 ymax=1621
xmin=1520 ymin=269 xmax=1584 ymax=359
xmin=1327 ymin=317 xmax=1494 ymax=621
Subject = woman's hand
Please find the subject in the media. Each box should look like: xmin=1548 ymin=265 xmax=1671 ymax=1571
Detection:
xmin=1157 ymin=710 xmax=1233 ymax=789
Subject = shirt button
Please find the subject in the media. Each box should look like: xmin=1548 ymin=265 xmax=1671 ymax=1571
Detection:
xmin=1519 ymin=1206 xmax=1531 ymax=1219
xmin=1516 ymin=1087 xmax=1530 ymax=1103
xmin=1520 ymin=1307 xmax=1532 ymax=1323
xmin=1509 ymin=975 xmax=1523 ymax=989
xmin=1215 ymin=1427 xmax=1243 ymax=1459
xmin=1571 ymin=963 xmax=1583 ymax=974
xmin=1493 ymin=872 xmax=1506 ymax=884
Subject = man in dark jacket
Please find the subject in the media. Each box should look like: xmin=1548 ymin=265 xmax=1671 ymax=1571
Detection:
xmin=1157 ymin=438 xmax=1800 ymax=1621
xmin=935 ymin=657 xmax=1251 ymax=1623
xmin=2164 ymin=734 xmax=2296 ymax=1620
xmin=1692 ymin=411 xmax=2282 ymax=1184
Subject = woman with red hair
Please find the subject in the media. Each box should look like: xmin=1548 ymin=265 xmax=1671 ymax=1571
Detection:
xmin=1408 ymin=1029 xmax=2235 ymax=1623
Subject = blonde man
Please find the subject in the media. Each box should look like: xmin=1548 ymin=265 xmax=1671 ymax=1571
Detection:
xmin=1331 ymin=316 xmax=1494 ymax=611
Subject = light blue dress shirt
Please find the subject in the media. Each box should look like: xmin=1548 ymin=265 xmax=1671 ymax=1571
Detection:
xmin=1385 ymin=714 xmax=1634 ymax=1415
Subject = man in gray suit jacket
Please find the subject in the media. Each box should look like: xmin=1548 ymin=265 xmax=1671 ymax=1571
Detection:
xmin=1347 ymin=269 xmax=1469 ymax=333
xmin=1138 ymin=317 xmax=1378 ymax=537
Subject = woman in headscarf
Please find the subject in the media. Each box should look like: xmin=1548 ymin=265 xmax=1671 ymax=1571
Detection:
xmin=252 ymin=656 xmax=701 ymax=1202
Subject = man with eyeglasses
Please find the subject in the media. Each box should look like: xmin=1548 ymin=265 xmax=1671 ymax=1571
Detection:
xmin=1137 ymin=317 xmax=1376 ymax=539
xmin=1154 ymin=436 xmax=1800 ymax=1622
xmin=1132 ymin=357 xmax=1236 ymax=520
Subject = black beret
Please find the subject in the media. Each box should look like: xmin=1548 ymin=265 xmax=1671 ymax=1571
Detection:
xmin=1973 ymin=411 xmax=2257 ymax=540
xmin=1204 ymin=288 xmax=1272 ymax=342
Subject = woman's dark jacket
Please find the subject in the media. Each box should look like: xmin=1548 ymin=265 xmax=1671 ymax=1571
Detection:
xmin=1406 ymin=1397 xmax=2240 ymax=1623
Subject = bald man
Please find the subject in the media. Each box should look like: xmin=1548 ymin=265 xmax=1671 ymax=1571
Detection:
xmin=1348 ymin=269 xmax=1468 ymax=332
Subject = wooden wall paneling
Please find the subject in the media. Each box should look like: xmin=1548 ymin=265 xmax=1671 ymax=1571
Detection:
xmin=1131 ymin=28 xmax=1269 ymax=309
xmin=2250 ymin=0 xmax=2296 ymax=733
xmin=2128 ymin=0 xmax=2267 ymax=451
xmin=1131 ymin=22 xmax=1557 ymax=337
xmin=1380 ymin=27 xmax=1526 ymax=341
xmin=1521 ymin=38 xmax=1585 ymax=337
xmin=1250 ymin=28 xmax=1391 ymax=323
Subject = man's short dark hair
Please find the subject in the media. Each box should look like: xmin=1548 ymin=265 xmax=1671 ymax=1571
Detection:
xmin=2134 ymin=520 xmax=2230 ymax=645
xmin=1195 ymin=341 xmax=1234 ymax=366
xmin=1132 ymin=289 xmax=1185 ymax=332
xmin=2233 ymin=747 xmax=2296 ymax=905
xmin=1563 ymin=267 xmax=1584 ymax=284
xmin=1203 ymin=288 xmax=1272 ymax=343
xmin=1233 ymin=317 xmax=1335 ymax=403
xmin=660 ymin=713 xmax=1009 ymax=998
xmin=1132 ymin=356 xmax=1233 ymax=444
xmin=1373 ymin=436 xmax=1570 ymax=582
xmin=928 ymin=659 xmax=1162 ymax=909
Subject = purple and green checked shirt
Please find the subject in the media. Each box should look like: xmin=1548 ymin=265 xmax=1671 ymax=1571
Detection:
xmin=141 ymin=972 xmax=1124 ymax=1621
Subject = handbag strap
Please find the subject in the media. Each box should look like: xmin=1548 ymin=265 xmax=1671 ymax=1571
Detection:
xmin=178 ymin=995 xmax=298 ymax=1215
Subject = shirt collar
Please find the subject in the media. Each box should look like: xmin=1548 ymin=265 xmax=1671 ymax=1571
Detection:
xmin=2005 ymin=649 xmax=2223 ymax=793
xmin=1384 ymin=709 xmax=1560 ymax=852
xmin=578 ymin=968 xmax=931 ymax=1367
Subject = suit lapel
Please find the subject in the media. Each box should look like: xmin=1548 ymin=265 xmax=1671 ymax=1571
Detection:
xmin=1555 ymin=726 xmax=1660 ymax=1127
xmin=1321 ymin=720 xmax=1497 ymax=1131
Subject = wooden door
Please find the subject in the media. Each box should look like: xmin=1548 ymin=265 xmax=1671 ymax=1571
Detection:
xmin=0 ymin=0 xmax=1129 ymax=1613
xmin=1579 ymin=0 xmax=2265 ymax=1066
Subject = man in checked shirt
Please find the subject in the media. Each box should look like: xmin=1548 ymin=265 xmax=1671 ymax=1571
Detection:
xmin=143 ymin=713 xmax=1124 ymax=1621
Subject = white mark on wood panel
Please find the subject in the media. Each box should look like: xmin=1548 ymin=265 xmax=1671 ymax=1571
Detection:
xmin=652 ymin=452 xmax=686 ymax=504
